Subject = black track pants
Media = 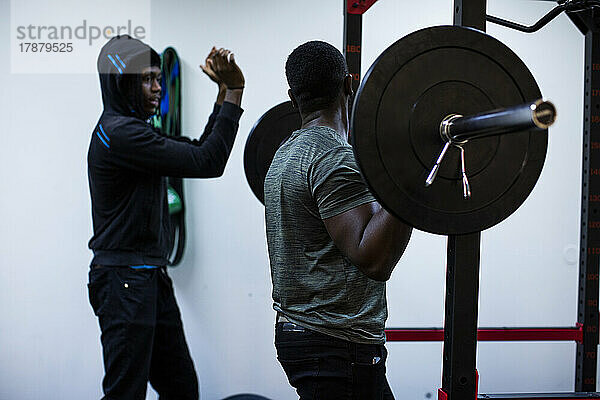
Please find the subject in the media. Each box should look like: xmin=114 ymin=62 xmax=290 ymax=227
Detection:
xmin=88 ymin=266 xmax=198 ymax=400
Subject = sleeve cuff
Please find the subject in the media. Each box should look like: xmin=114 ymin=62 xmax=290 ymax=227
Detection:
xmin=220 ymin=101 xmax=244 ymax=122
xmin=320 ymin=197 xmax=377 ymax=220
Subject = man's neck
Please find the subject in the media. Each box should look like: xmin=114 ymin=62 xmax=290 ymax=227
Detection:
xmin=300 ymin=107 xmax=348 ymax=141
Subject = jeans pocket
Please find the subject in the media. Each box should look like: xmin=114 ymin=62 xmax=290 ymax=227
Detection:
xmin=87 ymin=268 xmax=112 ymax=316
xmin=351 ymin=359 xmax=386 ymax=400
xmin=112 ymin=268 xmax=155 ymax=320
xmin=278 ymin=357 xmax=320 ymax=399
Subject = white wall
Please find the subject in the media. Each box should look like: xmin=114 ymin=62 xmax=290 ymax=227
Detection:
xmin=0 ymin=0 xmax=588 ymax=398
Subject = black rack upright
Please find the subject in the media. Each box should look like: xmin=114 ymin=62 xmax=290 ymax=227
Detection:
xmin=572 ymin=6 xmax=600 ymax=393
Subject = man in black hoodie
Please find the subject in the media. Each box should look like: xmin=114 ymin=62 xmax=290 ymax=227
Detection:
xmin=87 ymin=35 xmax=244 ymax=399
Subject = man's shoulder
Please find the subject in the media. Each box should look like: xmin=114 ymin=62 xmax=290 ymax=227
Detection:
xmin=99 ymin=114 xmax=156 ymax=142
xmin=290 ymin=126 xmax=349 ymax=157
xmin=268 ymin=126 xmax=351 ymax=180
xmin=299 ymin=126 xmax=345 ymax=144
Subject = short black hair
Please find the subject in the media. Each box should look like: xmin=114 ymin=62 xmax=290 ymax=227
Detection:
xmin=285 ymin=41 xmax=348 ymax=114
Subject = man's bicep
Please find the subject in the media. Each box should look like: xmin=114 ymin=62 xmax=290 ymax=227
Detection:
xmin=323 ymin=201 xmax=379 ymax=261
xmin=311 ymin=147 xmax=375 ymax=219
xmin=310 ymin=145 xmax=379 ymax=260
xmin=111 ymin=129 xmax=192 ymax=174
xmin=110 ymin=124 xmax=225 ymax=177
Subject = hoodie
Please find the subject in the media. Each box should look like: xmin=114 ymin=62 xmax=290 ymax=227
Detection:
xmin=87 ymin=35 xmax=243 ymax=267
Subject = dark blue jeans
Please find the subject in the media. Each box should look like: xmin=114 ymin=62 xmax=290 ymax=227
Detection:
xmin=275 ymin=321 xmax=395 ymax=400
xmin=88 ymin=266 xmax=198 ymax=400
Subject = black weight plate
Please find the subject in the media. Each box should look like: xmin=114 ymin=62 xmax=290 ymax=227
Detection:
xmin=351 ymin=26 xmax=548 ymax=235
xmin=244 ymin=101 xmax=301 ymax=204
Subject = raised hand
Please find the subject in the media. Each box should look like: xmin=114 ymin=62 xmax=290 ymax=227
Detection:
xmin=199 ymin=47 xmax=223 ymax=87
xmin=210 ymin=48 xmax=245 ymax=90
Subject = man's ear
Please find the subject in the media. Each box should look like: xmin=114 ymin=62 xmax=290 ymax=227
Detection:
xmin=288 ymin=89 xmax=299 ymax=109
xmin=344 ymin=74 xmax=354 ymax=97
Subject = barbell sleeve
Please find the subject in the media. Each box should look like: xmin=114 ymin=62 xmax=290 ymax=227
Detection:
xmin=445 ymin=99 xmax=556 ymax=143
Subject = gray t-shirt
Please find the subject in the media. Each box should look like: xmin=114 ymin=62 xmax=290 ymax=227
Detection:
xmin=264 ymin=126 xmax=387 ymax=344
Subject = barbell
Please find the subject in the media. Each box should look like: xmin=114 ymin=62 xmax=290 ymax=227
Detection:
xmin=244 ymin=25 xmax=556 ymax=235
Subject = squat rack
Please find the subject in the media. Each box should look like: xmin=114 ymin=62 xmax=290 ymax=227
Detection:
xmin=343 ymin=0 xmax=600 ymax=398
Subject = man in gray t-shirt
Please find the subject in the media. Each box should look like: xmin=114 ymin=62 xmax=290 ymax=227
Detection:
xmin=265 ymin=41 xmax=412 ymax=399
xmin=266 ymin=125 xmax=387 ymax=344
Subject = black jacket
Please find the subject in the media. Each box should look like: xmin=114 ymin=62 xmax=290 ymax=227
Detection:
xmin=87 ymin=35 xmax=243 ymax=266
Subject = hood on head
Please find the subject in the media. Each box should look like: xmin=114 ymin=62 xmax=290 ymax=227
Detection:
xmin=97 ymin=34 xmax=161 ymax=119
